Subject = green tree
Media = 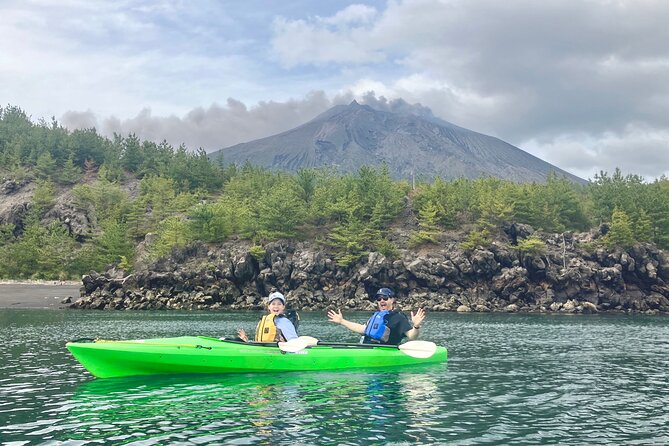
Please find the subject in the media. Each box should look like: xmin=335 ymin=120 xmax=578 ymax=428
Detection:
xmin=72 ymin=180 xmax=130 ymax=224
xmin=460 ymin=228 xmax=492 ymax=252
xmin=149 ymin=217 xmax=191 ymax=260
xmin=514 ymin=236 xmax=547 ymax=263
xmin=0 ymin=212 xmax=77 ymax=279
xmin=69 ymin=128 xmax=109 ymax=167
xmin=634 ymin=209 xmax=653 ymax=243
xmin=604 ymin=207 xmax=635 ymax=249
xmin=327 ymin=217 xmax=369 ymax=267
xmin=408 ymin=200 xmax=442 ymax=246
xmin=251 ymin=179 xmax=307 ymax=239
xmin=589 ymin=168 xmax=645 ymax=224
xmin=121 ymin=134 xmax=143 ymax=173
xmin=32 ymin=179 xmax=57 ymax=213
xmin=60 ymin=157 xmax=83 ymax=185
xmin=76 ymin=219 xmax=134 ymax=272
xmin=294 ymin=168 xmax=317 ymax=205
xmin=188 ymin=203 xmax=235 ymax=243
xmin=0 ymin=224 xmax=15 ymax=243
xmin=127 ymin=176 xmax=198 ymax=238
xmin=35 ymin=152 xmax=57 ymax=179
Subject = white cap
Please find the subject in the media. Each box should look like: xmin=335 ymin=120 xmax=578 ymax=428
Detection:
xmin=267 ymin=291 xmax=286 ymax=304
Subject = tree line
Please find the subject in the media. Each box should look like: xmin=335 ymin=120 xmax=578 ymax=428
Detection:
xmin=1 ymin=105 xmax=668 ymax=280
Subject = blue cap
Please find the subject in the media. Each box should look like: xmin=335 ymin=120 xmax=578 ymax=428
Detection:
xmin=376 ymin=288 xmax=394 ymax=297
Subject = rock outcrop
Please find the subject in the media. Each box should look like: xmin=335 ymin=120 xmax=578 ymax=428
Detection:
xmin=72 ymin=226 xmax=669 ymax=314
xmin=0 ymin=178 xmax=93 ymax=239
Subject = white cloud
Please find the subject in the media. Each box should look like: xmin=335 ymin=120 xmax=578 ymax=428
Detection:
xmin=522 ymin=127 xmax=669 ymax=181
xmin=0 ymin=1 xmax=263 ymax=119
xmin=271 ymin=1 xmax=669 ymax=139
xmin=322 ymin=4 xmax=377 ymax=26
xmin=271 ymin=16 xmax=385 ymax=68
xmin=61 ymin=91 xmax=341 ymax=151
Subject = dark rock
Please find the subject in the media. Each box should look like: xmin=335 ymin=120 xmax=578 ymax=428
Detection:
xmin=75 ymin=230 xmax=669 ymax=315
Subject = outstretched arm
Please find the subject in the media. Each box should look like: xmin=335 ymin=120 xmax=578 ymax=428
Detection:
xmin=327 ymin=309 xmax=366 ymax=334
xmin=405 ymin=308 xmax=426 ymax=340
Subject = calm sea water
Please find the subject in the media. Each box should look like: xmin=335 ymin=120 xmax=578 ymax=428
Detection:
xmin=1 ymin=308 xmax=668 ymax=445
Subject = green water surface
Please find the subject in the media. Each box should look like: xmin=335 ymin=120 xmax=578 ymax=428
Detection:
xmin=1 ymin=309 xmax=667 ymax=445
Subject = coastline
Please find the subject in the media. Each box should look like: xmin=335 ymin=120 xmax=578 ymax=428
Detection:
xmin=0 ymin=279 xmax=81 ymax=286
xmin=0 ymin=281 xmax=82 ymax=309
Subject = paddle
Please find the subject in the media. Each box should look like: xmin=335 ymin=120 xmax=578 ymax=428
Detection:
xmin=295 ymin=335 xmax=319 ymax=346
xmin=278 ymin=336 xmax=319 ymax=353
xmin=397 ymin=340 xmax=437 ymax=358
xmin=278 ymin=337 xmax=438 ymax=358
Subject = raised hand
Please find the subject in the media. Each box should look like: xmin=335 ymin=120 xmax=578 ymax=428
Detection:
xmin=237 ymin=328 xmax=249 ymax=342
xmin=327 ymin=308 xmax=343 ymax=324
xmin=411 ymin=308 xmax=426 ymax=328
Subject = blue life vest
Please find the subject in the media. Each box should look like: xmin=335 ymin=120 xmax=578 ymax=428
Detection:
xmin=364 ymin=310 xmax=390 ymax=343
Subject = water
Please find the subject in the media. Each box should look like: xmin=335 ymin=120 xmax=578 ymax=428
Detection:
xmin=1 ymin=309 xmax=668 ymax=445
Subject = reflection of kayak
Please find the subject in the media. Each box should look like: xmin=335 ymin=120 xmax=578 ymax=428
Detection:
xmin=63 ymin=370 xmax=445 ymax=444
xmin=67 ymin=336 xmax=448 ymax=378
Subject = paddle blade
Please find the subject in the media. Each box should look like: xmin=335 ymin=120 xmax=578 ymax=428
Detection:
xmin=278 ymin=338 xmax=309 ymax=353
xmin=398 ymin=340 xmax=438 ymax=359
xmin=296 ymin=336 xmax=319 ymax=346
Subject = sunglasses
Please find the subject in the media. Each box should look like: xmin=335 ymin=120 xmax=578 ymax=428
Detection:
xmin=375 ymin=295 xmax=390 ymax=302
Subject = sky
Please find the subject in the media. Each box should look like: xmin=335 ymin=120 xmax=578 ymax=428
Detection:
xmin=2 ymin=0 xmax=669 ymax=181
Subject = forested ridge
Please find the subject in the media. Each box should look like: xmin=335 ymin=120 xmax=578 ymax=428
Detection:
xmin=1 ymin=105 xmax=668 ymax=281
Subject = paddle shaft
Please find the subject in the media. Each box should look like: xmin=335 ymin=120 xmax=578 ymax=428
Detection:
xmin=313 ymin=341 xmax=400 ymax=349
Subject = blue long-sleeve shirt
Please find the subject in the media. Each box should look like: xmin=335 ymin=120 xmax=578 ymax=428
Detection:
xmin=275 ymin=317 xmax=298 ymax=340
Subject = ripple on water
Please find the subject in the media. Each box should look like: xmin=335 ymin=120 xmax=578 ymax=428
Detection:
xmin=1 ymin=310 xmax=668 ymax=445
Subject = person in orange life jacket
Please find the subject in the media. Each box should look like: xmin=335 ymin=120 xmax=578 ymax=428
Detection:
xmin=237 ymin=291 xmax=299 ymax=342
xmin=327 ymin=287 xmax=426 ymax=345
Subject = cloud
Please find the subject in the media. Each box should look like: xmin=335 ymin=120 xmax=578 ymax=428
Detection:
xmin=322 ymin=4 xmax=378 ymax=26
xmin=272 ymin=0 xmax=669 ymax=138
xmin=271 ymin=4 xmax=383 ymax=67
xmin=61 ymin=91 xmax=344 ymax=151
xmin=0 ymin=1 xmax=265 ymax=119
xmin=523 ymin=126 xmax=669 ymax=181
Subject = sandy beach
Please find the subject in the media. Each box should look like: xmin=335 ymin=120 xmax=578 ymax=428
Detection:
xmin=0 ymin=281 xmax=82 ymax=309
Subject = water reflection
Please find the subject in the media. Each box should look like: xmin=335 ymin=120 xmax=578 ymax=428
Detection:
xmin=54 ymin=368 xmax=447 ymax=445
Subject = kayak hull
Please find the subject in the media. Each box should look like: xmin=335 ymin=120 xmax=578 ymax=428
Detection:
xmin=67 ymin=336 xmax=448 ymax=378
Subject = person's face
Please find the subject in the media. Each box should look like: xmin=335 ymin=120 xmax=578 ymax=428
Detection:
xmin=267 ymin=299 xmax=285 ymax=315
xmin=376 ymin=295 xmax=394 ymax=311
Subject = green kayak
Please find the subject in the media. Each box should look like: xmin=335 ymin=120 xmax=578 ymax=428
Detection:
xmin=67 ymin=336 xmax=448 ymax=379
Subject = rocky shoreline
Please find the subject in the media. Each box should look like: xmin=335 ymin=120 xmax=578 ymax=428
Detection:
xmin=71 ymin=224 xmax=669 ymax=315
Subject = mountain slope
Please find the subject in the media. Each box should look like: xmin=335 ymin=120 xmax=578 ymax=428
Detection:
xmin=212 ymin=101 xmax=584 ymax=183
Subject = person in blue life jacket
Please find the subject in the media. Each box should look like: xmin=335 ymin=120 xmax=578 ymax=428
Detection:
xmin=237 ymin=291 xmax=299 ymax=342
xmin=327 ymin=287 xmax=426 ymax=345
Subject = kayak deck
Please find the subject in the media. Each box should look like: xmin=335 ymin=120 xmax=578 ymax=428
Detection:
xmin=67 ymin=336 xmax=448 ymax=378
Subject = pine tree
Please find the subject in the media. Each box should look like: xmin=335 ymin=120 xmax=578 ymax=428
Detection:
xmin=604 ymin=207 xmax=635 ymax=249
xmin=60 ymin=157 xmax=82 ymax=185
xmin=634 ymin=209 xmax=653 ymax=242
xmin=149 ymin=217 xmax=191 ymax=260
xmin=408 ymin=200 xmax=442 ymax=246
xmin=35 ymin=152 xmax=57 ymax=179
xmin=32 ymin=179 xmax=56 ymax=213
